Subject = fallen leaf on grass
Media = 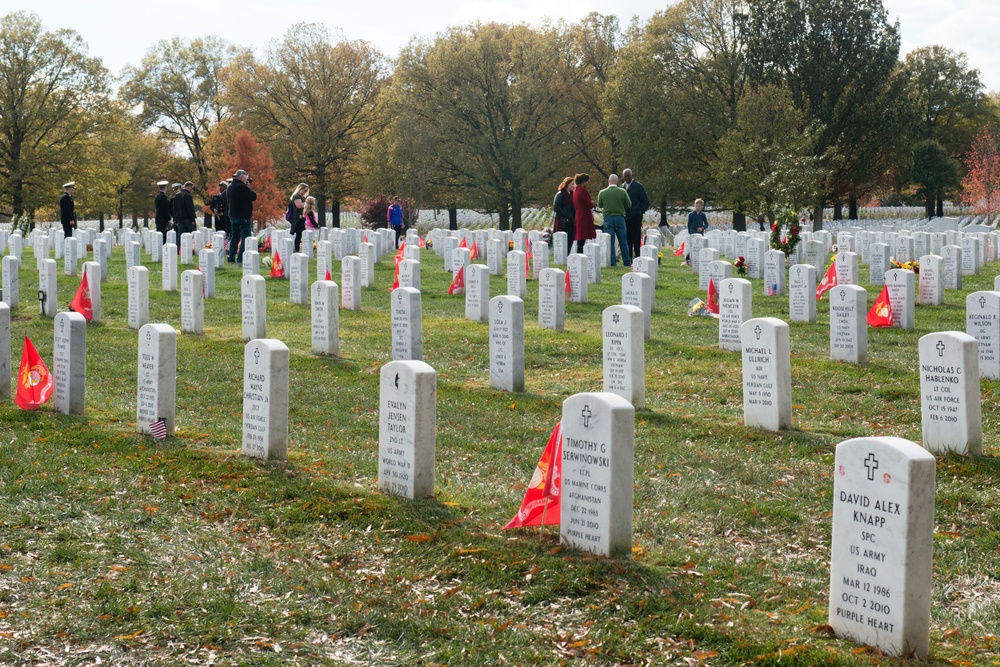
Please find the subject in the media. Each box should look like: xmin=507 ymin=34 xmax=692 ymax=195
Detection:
xmin=110 ymin=565 xmax=129 ymax=572
xmin=55 ymin=583 xmax=74 ymax=591
xmin=0 ymin=632 xmax=13 ymax=639
xmin=693 ymin=650 xmax=718 ymax=659
xmin=115 ymin=629 xmax=144 ymax=641
xmin=942 ymin=628 xmax=961 ymax=640
xmin=406 ymin=534 xmax=432 ymax=543
xmin=809 ymin=624 xmax=836 ymax=636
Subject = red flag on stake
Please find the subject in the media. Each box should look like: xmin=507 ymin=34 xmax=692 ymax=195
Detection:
xmin=270 ymin=250 xmax=284 ymax=278
xmin=69 ymin=271 xmax=94 ymax=321
xmin=458 ymin=237 xmax=468 ymax=249
xmin=526 ymin=247 xmax=533 ymax=278
xmin=469 ymin=241 xmax=479 ymax=260
xmin=565 ymin=269 xmax=572 ymax=294
xmin=816 ymin=262 xmax=838 ymax=299
xmin=14 ymin=336 xmax=53 ymax=410
xmin=504 ymin=421 xmax=562 ymax=529
xmin=673 ymin=242 xmax=685 ymax=257
xmin=867 ymin=285 xmax=894 ymax=327
xmin=448 ymin=264 xmax=465 ymax=295
xmin=325 ymin=268 xmax=332 ymax=281
xmin=707 ymin=278 xmax=719 ymax=314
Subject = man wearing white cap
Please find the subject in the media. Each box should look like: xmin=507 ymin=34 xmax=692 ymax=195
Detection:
xmin=60 ymin=182 xmax=77 ymax=237
xmin=154 ymin=180 xmax=172 ymax=241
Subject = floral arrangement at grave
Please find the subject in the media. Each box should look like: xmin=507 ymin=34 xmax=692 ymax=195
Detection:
xmin=891 ymin=259 xmax=920 ymax=274
xmin=358 ymin=194 xmax=418 ymax=230
xmin=13 ymin=213 xmax=32 ymax=237
xmin=770 ymin=211 xmax=801 ymax=256
xmin=258 ymin=236 xmax=271 ymax=252
xmin=734 ymin=256 xmax=746 ymax=276
xmin=260 ymin=254 xmax=272 ymax=268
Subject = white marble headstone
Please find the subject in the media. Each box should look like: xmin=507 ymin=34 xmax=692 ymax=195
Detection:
xmin=379 ymin=360 xmax=436 ymax=499
xmin=918 ymin=331 xmax=982 ymax=456
xmin=489 ymin=295 xmax=524 ymax=392
xmin=311 ymin=280 xmax=339 ymax=356
xmin=242 ymin=339 xmax=290 ymax=461
xmin=137 ymin=323 xmax=176 ymax=437
xmin=391 ymin=287 xmax=423 ymax=361
xmin=966 ymin=290 xmax=1000 ymax=379
xmin=719 ymin=278 xmax=751 ymax=352
xmin=740 ymin=317 xmax=792 ymax=431
xmin=241 ymin=274 xmax=267 ymax=341
xmin=828 ymin=436 xmax=934 ymax=658
xmin=53 ymin=312 xmax=86 ymax=415
xmin=830 ymin=285 xmax=867 ymax=364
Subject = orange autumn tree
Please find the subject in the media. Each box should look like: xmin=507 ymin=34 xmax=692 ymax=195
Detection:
xmin=962 ymin=124 xmax=1000 ymax=219
xmin=218 ymin=129 xmax=284 ymax=226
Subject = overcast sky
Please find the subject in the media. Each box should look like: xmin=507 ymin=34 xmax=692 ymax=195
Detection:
xmin=11 ymin=0 xmax=1000 ymax=91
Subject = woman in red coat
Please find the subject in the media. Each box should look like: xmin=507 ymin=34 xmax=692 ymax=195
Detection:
xmin=572 ymin=173 xmax=595 ymax=254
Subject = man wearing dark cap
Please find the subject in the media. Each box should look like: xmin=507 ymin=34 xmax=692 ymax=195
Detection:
xmin=60 ymin=182 xmax=77 ymax=237
xmin=154 ymin=180 xmax=172 ymax=241
xmin=226 ymin=169 xmax=256 ymax=263
xmin=172 ymin=181 xmax=197 ymax=238
xmin=210 ymin=180 xmax=230 ymax=237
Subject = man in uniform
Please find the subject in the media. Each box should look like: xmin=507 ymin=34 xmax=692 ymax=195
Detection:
xmin=60 ymin=182 xmax=77 ymax=237
xmin=210 ymin=180 xmax=230 ymax=237
xmin=172 ymin=181 xmax=197 ymax=238
xmin=154 ymin=180 xmax=172 ymax=241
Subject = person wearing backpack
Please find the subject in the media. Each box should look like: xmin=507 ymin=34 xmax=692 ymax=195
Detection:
xmin=288 ymin=183 xmax=309 ymax=252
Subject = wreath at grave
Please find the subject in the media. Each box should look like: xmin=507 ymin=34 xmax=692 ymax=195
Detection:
xmin=770 ymin=211 xmax=801 ymax=257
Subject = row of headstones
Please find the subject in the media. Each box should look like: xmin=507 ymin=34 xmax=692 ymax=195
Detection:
xmin=137 ymin=316 xmax=937 ymax=660
xmin=738 ymin=316 xmax=985 ymax=455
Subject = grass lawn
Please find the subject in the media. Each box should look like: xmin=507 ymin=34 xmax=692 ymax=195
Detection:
xmin=0 ymin=234 xmax=998 ymax=666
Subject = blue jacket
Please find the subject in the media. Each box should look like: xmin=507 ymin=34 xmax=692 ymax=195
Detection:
xmin=688 ymin=210 xmax=708 ymax=235
xmin=623 ymin=180 xmax=650 ymax=220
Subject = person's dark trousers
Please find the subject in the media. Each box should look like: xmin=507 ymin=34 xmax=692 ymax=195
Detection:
xmin=230 ymin=217 xmax=252 ymax=263
xmin=575 ymin=239 xmax=587 ymax=254
xmin=392 ymin=224 xmax=402 ymax=247
xmin=155 ymin=221 xmax=168 ymax=243
xmin=626 ymin=216 xmax=643 ymax=260
xmin=62 ymin=223 xmax=74 ymax=238
xmin=293 ymin=219 xmax=305 ymax=252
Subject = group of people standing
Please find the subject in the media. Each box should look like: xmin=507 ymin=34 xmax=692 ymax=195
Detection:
xmin=552 ymin=168 xmax=650 ymax=266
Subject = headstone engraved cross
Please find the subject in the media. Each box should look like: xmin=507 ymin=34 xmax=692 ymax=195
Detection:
xmin=379 ymin=360 xmax=436 ymax=499
xmin=828 ymin=436 xmax=934 ymax=658
xmin=242 ymin=339 xmax=290 ymax=461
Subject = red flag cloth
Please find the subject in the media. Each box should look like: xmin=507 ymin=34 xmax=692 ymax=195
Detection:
xmin=69 ymin=271 xmax=94 ymax=321
xmin=325 ymin=268 xmax=332 ymax=281
xmin=458 ymin=237 xmax=468 ymax=249
xmin=707 ymin=278 xmax=719 ymax=314
xmin=469 ymin=241 xmax=479 ymax=260
xmin=448 ymin=264 xmax=465 ymax=295
xmin=565 ymin=268 xmax=572 ymax=294
xmin=504 ymin=421 xmax=562 ymax=529
xmin=419 ymin=238 xmax=426 ymax=249
xmin=390 ymin=252 xmax=403 ymax=291
xmin=270 ymin=250 xmax=284 ymax=278
xmin=263 ymin=236 xmax=271 ymax=251
xmin=867 ymin=285 xmax=894 ymax=327
xmin=816 ymin=262 xmax=838 ymax=299
xmin=526 ymin=248 xmax=532 ymax=278
xmin=673 ymin=242 xmax=685 ymax=257
xmin=14 ymin=336 xmax=53 ymax=410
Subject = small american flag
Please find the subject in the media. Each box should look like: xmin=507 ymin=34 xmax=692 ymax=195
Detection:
xmin=149 ymin=418 xmax=168 ymax=440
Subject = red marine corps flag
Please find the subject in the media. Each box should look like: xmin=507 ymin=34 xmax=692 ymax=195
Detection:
xmin=270 ymin=250 xmax=284 ymax=278
xmin=448 ymin=265 xmax=465 ymax=295
xmin=469 ymin=241 xmax=479 ymax=260
xmin=867 ymin=285 xmax=894 ymax=327
xmin=673 ymin=242 xmax=685 ymax=257
xmin=504 ymin=421 xmax=563 ymax=529
xmin=14 ymin=336 xmax=53 ymax=410
xmin=707 ymin=278 xmax=719 ymax=314
xmin=816 ymin=262 xmax=838 ymax=299
xmin=69 ymin=271 xmax=94 ymax=321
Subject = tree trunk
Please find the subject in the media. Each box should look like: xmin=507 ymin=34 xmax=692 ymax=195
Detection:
xmin=833 ymin=202 xmax=843 ymax=220
xmin=925 ymin=196 xmax=935 ymax=219
xmin=659 ymin=199 xmax=667 ymax=227
xmin=448 ymin=207 xmax=458 ymax=230
xmin=936 ymin=196 xmax=944 ymax=218
xmin=812 ymin=202 xmax=824 ymax=232
xmin=498 ymin=204 xmax=510 ymax=231
xmin=848 ymin=195 xmax=859 ymax=220
xmin=132 ymin=210 xmax=138 ymax=231
xmin=511 ymin=192 xmax=522 ymax=231
xmin=204 ymin=208 xmax=212 ymax=230
xmin=331 ymin=200 xmax=341 ymax=228
xmin=317 ymin=194 xmax=327 ymax=227
xmin=99 ymin=212 xmax=105 ymax=233
xmin=732 ymin=211 xmax=746 ymax=232
xmin=143 ymin=210 xmax=149 ymax=228
xmin=11 ymin=178 xmax=24 ymax=217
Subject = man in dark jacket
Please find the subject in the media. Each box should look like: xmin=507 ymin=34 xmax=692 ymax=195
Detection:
xmin=226 ymin=170 xmax=256 ymax=263
xmin=622 ymin=169 xmax=650 ymax=260
xmin=210 ymin=181 xmax=230 ymax=237
xmin=60 ymin=182 xmax=77 ymax=237
xmin=154 ymin=180 xmax=172 ymax=241
xmin=172 ymin=181 xmax=197 ymax=238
